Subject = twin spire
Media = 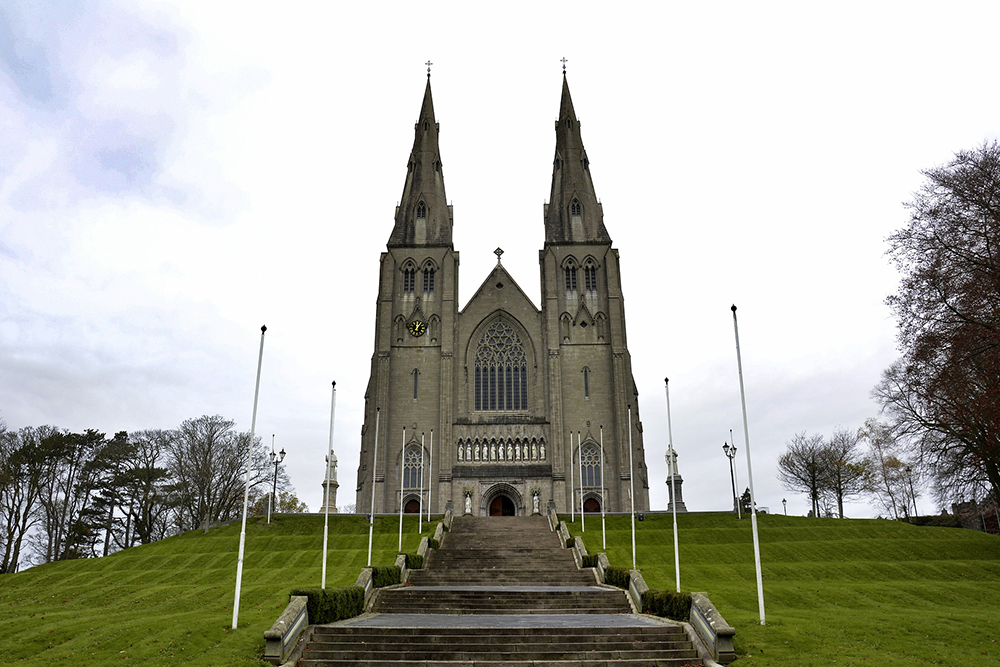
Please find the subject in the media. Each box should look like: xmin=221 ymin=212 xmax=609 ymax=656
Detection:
xmin=388 ymin=72 xmax=610 ymax=248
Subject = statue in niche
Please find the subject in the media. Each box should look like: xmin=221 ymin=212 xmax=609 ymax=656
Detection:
xmin=474 ymin=443 xmax=480 ymax=461
xmin=458 ymin=444 xmax=464 ymax=462
xmin=466 ymin=443 xmax=472 ymax=461
xmin=515 ymin=444 xmax=521 ymax=461
xmin=523 ymin=443 xmax=529 ymax=460
xmin=464 ymin=494 xmax=473 ymax=515
xmin=507 ymin=443 xmax=514 ymax=460
xmin=531 ymin=442 xmax=538 ymax=460
xmin=490 ymin=443 xmax=497 ymax=461
xmin=498 ymin=444 xmax=504 ymax=461
xmin=532 ymin=492 xmax=541 ymax=515
xmin=540 ymin=442 xmax=546 ymax=461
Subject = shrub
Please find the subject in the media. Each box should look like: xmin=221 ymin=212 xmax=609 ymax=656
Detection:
xmin=370 ymin=565 xmax=401 ymax=588
xmin=428 ymin=538 xmax=440 ymax=550
xmin=565 ymin=537 xmax=575 ymax=549
xmin=641 ymin=590 xmax=692 ymax=621
xmin=582 ymin=554 xmax=599 ymax=568
xmin=400 ymin=552 xmax=424 ymax=569
xmin=289 ymin=586 xmax=364 ymax=624
xmin=604 ymin=566 xmax=631 ymax=589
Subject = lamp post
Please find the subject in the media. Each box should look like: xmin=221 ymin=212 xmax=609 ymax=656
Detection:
xmin=268 ymin=446 xmax=286 ymax=524
xmin=723 ymin=442 xmax=740 ymax=519
xmin=782 ymin=498 xmax=787 ymax=515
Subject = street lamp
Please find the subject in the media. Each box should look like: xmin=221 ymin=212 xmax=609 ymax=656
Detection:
xmin=723 ymin=442 xmax=740 ymax=519
xmin=268 ymin=446 xmax=286 ymax=524
xmin=782 ymin=498 xmax=787 ymax=515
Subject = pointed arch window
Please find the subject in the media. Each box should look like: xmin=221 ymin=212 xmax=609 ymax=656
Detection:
xmin=571 ymin=199 xmax=581 ymax=217
xmin=564 ymin=266 xmax=577 ymax=292
xmin=412 ymin=369 xmax=419 ymax=399
xmin=474 ymin=319 xmax=528 ymax=412
xmin=581 ymin=442 xmax=601 ymax=488
xmin=416 ymin=202 xmax=427 ymax=219
xmin=403 ymin=267 xmax=415 ymax=294
xmin=423 ymin=267 xmax=435 ymax=294
xmin=582 ymin=367 xmax=590 ymax=398
xmin=403 ymin=444 xmax=422 ymax=489
xmin=583 ymin=259 xmax=598 ymax=293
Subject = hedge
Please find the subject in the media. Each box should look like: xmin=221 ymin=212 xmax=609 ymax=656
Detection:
xmin=370 ymin=565 xmax=401 ymax=588
xmin=640 ymin=589 xmax=692 ymax=621
xmin=400 ymin=552 xmax=424 ymax=569
xmin=428 ymin=537 xmax=440 ymax=550
xmin=603 ymin=565 xmax=631 ymax=590
xmin=582 ymin=554 xmax=599 ymax=568
xmin=565 ymin=537 xmax=575 ymax=549
xmin=289 ymin=586 xmax=364 ymax=625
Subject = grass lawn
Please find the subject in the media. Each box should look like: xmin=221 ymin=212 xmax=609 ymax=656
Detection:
xmin=0 ymin=513 xmax=436 ymax=666
xmin=563 ymin=512 xmax=1000 ymax=666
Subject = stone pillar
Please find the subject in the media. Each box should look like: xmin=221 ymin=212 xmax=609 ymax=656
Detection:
xmin=321 ymin=454 xmax=339 ymax=514
xmin=665 ymin=449 xmax=687 ymax=513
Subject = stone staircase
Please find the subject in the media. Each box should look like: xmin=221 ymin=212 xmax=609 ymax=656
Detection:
xmin=296 ymin=516 xmax=702 ymax=666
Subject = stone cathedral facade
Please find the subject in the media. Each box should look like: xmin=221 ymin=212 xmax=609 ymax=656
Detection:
xmin=355 ymin=74 xmax=650 ymax=517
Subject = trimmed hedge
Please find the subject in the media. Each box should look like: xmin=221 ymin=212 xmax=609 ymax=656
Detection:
xmin=582 ymin=554 xmax=599 ymax=568
xmin=604 ymin=566 xmax=631 ymax=590
xmin=641 ymin=589 xmax=692 ymax=621
xmin=428 ymin=537 xmax=440 ymax=550
xmin=289 ymin=586 xmax=364 ymax=625
xmin=371 ymin=565 xmax=401 ymax=588
xmin=565 ymin=537 xmax=575 ymax=549
xmin=401 ymin=552 xmax=424 ymax=569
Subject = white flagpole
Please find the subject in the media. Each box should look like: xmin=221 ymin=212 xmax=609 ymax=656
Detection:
xmin=732 ymin=304 xmax=765 ymax=625
xmin=600 ymin=425 xmax=606 ymax=550
xmin=665 ymin=378 xmax=680 ymax=593
xmin=367 ymin=407 xmax=380 ymax=567
xmin=731 ymin=428 xmax=741 ymax=520
xmin=398 ymin=427 xmax=405 ymax=552
xmin=627 ymin=404 xmax=636 ymax=571
xmin=232 ymin=324 xmax=266 ymax=630
xmin=427 ymin=429 xmax=433 ymax=521
xmin=569 ymin=430 xmax=575 ymax=523
xmin=578 ymin=431 xmax=585 ymax=532
xmin=419 ymin=433 xmax=424 ymax=535
xmin=322 ymin=382 xmax=337 ymax=587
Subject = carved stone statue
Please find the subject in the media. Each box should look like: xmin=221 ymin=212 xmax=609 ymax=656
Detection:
xmin=466 ymin=443 xmax=472 ymax=461
xmin=539 ymin=442 xmax=546 ymax=461
xmin=532 ymin=492 xmax=540 ymax=515
xmin=498 ymin=444 xmax=504 ymax=461
xmin=531 ymin=443 xmax=538 ymax=460
xmin=458 ymin=444 xmax=464 ymax=461
xmin=507 ymin=443 xmax=514 ymax=460
xmin=474 ymin=443 xmax=480 ymax=461
xmin=464 ymin=494 xmax=473 ymax=515
xmin=490 ymin=443 xmax=497 ymax=461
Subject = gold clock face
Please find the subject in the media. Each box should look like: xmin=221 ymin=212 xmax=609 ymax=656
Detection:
xmin=407 ymin=320 xmax=427 ymax=337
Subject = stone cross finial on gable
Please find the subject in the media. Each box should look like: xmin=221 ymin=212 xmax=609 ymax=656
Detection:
xmin=494 ymin=247 xmax=504 ymax=263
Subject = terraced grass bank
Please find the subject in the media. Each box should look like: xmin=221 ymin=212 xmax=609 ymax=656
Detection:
xmin=0 ymin=514 xmax=433 ymax=666
xmin=564 ymin=512 xmax=1000 ymax=667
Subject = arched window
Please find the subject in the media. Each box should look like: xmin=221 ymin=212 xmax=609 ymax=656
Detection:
xmin=583 ymin=259 xmax=598 ymax=293
xmin=416 ymin=202 xmax=427 ymax=219
xmin=423 ymin=268 xmax=435 ymax=294
xmin=564 ymin=266 xmax=577 ymax=292
xmin=412 ymin=369 xmax=419 ymax=400
xmin=581 ymin=442 xmax=601 ymax=488
xmin=403 ymin=444 xmax=422 ymax=489
xmin=582 ymin=367 xmax=590 ymax=398
xmin=571 ymin=199 xmax=581 ymax=217
xmin=403 ymin=267 xmax=415 ymax=294
xmin=474 ymin=319 xmax=528 ymax=411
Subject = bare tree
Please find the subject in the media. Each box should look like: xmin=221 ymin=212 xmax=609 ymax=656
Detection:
xmin=777 ymin=432 xmax=827 ymax=517
xmin=877 ymin=141 xmax=1000 ymax=509
xmin=0 ymin=425 xmax=59 ymax=572
xmin=860 ymin=419 xmax=915 ymax=519
xmin=822 ymin=428 xmax=869 ymax=518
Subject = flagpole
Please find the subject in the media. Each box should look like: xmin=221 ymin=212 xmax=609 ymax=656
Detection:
xmin=322 ymin=381 xmax=337 ymax=587
xmin=427 ymin=429 xmax=433 ymax=521
xmin=232 ymin=324 xmax=266 ymax=630
xmin=398 ymin=427 xmax=405 ymax=552
xmin=627 ymin=404 xmax=636 ymax=571
xmin=731 ymin=428 xmax=741 ymax=519
xmin=600 ymin=425 xmax=606 ymax=550
xmin=569 ymin=430 xmax=574 ymax=523
xmin=367 ymin=407 xmax=380 ymax=567
xmin=732 ymin=304 xmax=765 ymax=625
xmin=665 ymin=378 xmax=680 ymax=593
xmin=419 ymin=432 xmax=424 ymax=535
xmin=578 ymin=431 xmax=585 ymax=532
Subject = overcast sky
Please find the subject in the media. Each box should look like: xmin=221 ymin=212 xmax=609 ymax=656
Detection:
xmin=3 ymin=1 xmax=998 ymax=519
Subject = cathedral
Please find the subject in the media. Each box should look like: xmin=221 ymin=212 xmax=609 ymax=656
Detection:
xmin=354 ymin=72 xmax=650 ymax=517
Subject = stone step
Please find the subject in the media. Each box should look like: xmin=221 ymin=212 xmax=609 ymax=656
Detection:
xmin=299 ymin=660 xmax=701 ymax=667
xmin=311 ymin=626 xmax=689 ymax=640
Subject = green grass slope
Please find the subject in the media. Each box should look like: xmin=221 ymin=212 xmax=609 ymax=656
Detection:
xmin=564 ymin=512 xmax=1000 ymax=666
xmin=0 ymin=514 xmax=435 ymax=666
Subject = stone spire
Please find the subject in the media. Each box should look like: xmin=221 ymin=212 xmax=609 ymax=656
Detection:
xmin=544 ymin=73 xmax=612 ymax=245
xmin=388 ymin=76 xmax=453 ymax=247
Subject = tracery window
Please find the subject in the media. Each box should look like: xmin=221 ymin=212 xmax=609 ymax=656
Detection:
xmin=403 ymin=445 xmax=422 ymax=489
xmin=416 ymin=202 xmax=427 ymax=219
xmin=584 ymin=264 xmax=597 ymax=293
xmin=581 ymin=442 xmax=601 ymax=488
xmin=403 ymin=268 xmax=415 ymax=294
xmin=423 ymin=268 xmax=435 ymax=294
xmin=474 ymin=319 xmax=528 ymax=411
xmin=571 ymin=199 xmax=581 ymax=217
xmin=564 ymin=266 xmax=577 ymax=292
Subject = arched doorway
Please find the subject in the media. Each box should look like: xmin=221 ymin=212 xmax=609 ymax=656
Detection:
xmin=404 ymin=499 xmax=420 ymax=513
xmin=583 ymin=498 xmax=601 ymax=513
xmin=489 ymin=495 xmax=516 ymax=516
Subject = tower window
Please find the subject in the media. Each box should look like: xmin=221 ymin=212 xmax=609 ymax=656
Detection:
xmin=416 ymin=202 xmax=427 ymax=219
xmin=474 ymin=319 xmax=528 ymax=412
xmin=571 ymin=200 xmax=581 ymax=217
xmin=412 ymin=369 xmax=419 ymax=399
xmin=583 ymin=367 xmax=590 ymax=398
xmin=581 ymin=443 xmax=601 ymax=488
xmin=584 ymin=265 xmax=597 ymax=292
xmin=403 ymin=444 xmax=422 ymax=489
xmin=423 ymin=268 xmax=435 ymax=294
xmin=403 ymin=267 xmax=415 ymax=294
xmin=565 ymin=267 xmax=577 ymax=292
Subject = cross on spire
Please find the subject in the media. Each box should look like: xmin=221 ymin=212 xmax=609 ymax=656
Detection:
xmin=494 ymin=247 xmax=504 ymax=263
xmin=560 ymin=57 xmax=568 ymax=72
xmin=425 ymin=60 xmax=433 ymax=77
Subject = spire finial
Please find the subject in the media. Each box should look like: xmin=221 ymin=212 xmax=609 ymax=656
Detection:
xmin=560 ymin=57 xmax=568 ymax=74
xmin=425 ymin=60 xmax=433 ymax=78
xmin=494 ymin=247 xmax=504 ymax=264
